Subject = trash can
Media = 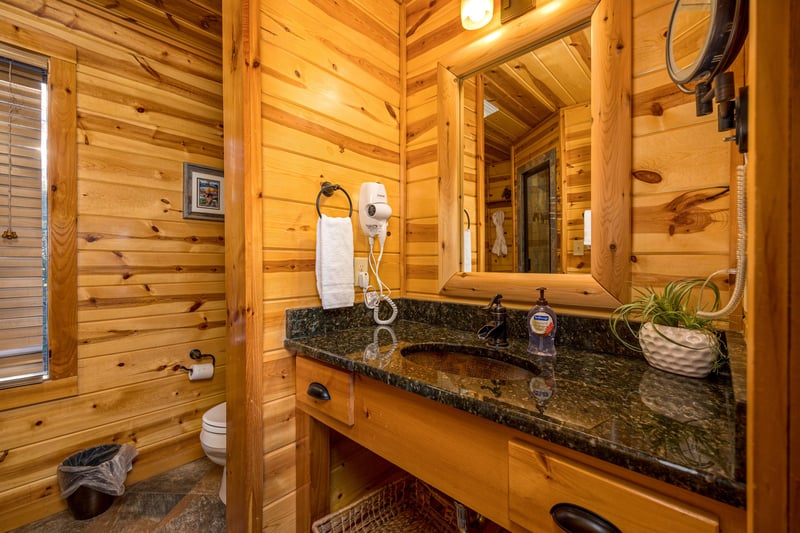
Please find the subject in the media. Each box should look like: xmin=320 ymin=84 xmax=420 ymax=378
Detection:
xmin=57 ymin=443 xmax=137 ymax=520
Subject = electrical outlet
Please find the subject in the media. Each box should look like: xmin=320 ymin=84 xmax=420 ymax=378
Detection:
xmin=573 ymin=240 xmax=585 ymax=256
xmin=354 ymin=257 xmax=368 ymax=285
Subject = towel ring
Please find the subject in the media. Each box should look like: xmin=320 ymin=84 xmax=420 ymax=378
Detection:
xmin=316 ymin=182 xmax=353 ymax=217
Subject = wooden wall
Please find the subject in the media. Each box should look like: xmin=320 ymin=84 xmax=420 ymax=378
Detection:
xmin=405 ymin=0 xmax=737 ymax=303
xmin=485 ymin=160 xmax=513 ymax=272
xmin=0 ymin=1 xmax=225 ymax=528
xmin=561 ymin=102 xmax=592 ymax=274
xmin=629 ymin=1 xmax=737 ymax=291
xmin=258 ymin=1 xmax=401 ymax=530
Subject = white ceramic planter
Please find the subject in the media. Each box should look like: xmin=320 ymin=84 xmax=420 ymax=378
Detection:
xmin=638 ymin=322 xmax=718 ymax=378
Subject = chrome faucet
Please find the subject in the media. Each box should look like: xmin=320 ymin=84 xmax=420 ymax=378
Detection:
xmin=477 ymin=294 xmax=508 ymax=348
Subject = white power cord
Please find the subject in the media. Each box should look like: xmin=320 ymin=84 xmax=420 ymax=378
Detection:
xmin=363 ymin=234 xmax=397 ymax=325
xmin=697 ymin=155 xmax=747 ymax=319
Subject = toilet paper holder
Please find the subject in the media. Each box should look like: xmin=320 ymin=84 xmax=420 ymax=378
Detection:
xmin=179 ymin=349 xmax=216 ymax=373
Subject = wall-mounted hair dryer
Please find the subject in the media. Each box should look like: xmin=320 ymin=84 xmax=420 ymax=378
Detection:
xmin=358 ymin=181 xmax=397 ymax=325
xmin=358 ymin=182 xmax=392 ymax=244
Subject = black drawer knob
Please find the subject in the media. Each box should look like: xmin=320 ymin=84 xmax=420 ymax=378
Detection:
xmin=306 ymin=382 xmax=331 ymax=401
xmin=550 ymin=503 xmax=622 ymax=533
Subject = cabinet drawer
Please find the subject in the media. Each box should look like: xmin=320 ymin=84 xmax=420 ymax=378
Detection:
xmin=296 ymin=357 xmax=354 ymax=426
xmin=508 ymin=440 xmax=719 ymax=532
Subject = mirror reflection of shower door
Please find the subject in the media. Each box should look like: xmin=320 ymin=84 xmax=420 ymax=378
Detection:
xmin=518 ymin=151 xmax=558 ymax=273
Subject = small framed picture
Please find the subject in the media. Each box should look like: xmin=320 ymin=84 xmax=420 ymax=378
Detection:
xmin=183 ymin=163 xmax=224 ymax=221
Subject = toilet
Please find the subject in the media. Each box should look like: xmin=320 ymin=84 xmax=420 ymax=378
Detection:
xmin=200 ymin=402 xmax=227 ymax=504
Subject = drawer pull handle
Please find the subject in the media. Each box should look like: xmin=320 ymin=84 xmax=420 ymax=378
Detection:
xmin=307 ymin=382 xmax=331 ymax=401
xmin=550 ymin=503 xmax=622 ymax=533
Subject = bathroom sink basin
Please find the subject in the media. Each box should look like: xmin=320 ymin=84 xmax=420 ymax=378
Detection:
xmin=400 ymin=343 xmax=535 ymax=380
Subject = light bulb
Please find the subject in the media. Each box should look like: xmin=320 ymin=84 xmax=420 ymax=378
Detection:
xmin=461 ymin=0 xmax=493 ymax=30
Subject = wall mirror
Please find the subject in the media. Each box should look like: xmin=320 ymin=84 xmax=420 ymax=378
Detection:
xmin=462 ymin=24 xmax=591 ymax=275
xmin=437 ymin=0 xmax=631 ymax=310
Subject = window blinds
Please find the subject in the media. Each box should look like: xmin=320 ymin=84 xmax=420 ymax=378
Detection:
xmin=0 ymin=44 xmax=48 ymax=387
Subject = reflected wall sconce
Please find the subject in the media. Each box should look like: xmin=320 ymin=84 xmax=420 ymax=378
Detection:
xmin=461 ymin=0 xmax=493 ymax=30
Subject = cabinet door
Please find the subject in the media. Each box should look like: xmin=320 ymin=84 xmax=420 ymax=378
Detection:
xmin=508 ymin=439 xmax=719 ymax=532
xmin=296 ymin=357 xmax=354 ymax=426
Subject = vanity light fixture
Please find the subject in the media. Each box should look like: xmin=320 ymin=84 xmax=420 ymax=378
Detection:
xmin=461 ymin=0 xmax=493 ymax=30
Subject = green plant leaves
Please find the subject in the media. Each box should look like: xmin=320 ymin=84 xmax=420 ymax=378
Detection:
xmin=609 ymin=279 xmax=722 ymax=354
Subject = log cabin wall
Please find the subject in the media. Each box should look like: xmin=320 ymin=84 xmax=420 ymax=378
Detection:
xmin=485 ymin=160 xmax=513 ymax=272
xmin=258 ymin=1 xmax=401 ymax=529
xmin=561 ymin=103 xmax=592 ymax=275
xmin=0 ymin=1 xmax=225 ymax=528
xmin=405 ymin=0 xmax=738 ymax=303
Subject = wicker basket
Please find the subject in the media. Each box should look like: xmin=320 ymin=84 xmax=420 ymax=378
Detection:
xmin=312 ymin=476 xmax=461 ymax=533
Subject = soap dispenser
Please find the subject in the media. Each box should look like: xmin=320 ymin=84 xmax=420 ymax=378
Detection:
xmin=527 ymin=287 xmax=557 ymax=356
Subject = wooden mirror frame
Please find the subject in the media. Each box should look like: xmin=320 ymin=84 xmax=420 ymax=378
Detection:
xmin=438 ymin=0 xmax=631 ymax=310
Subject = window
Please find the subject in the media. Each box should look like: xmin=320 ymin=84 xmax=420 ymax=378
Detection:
xmin=0 ymin=45 xmax=49 ymax=387
xmin=0 ymin=32 xmax=76 ymax=406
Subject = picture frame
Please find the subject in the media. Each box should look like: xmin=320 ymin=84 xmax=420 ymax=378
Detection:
xmin=183 ymin=162 xmax=224 ymax=221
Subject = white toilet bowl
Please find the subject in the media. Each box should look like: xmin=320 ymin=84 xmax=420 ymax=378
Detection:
xmin=200 ymin=402 xmax=226 ymax=504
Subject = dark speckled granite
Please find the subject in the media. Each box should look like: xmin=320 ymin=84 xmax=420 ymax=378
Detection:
xmin=285 ymin=299 xmax=746 ymax=509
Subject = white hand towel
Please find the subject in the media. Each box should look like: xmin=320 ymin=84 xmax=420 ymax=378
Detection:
xmin=491 ymin=210 xmax=507 ymax=257
xmin=316 ymin=214 xmax=355 ymax=309
xmin=463 ymin=228 xmax=472 ymax=272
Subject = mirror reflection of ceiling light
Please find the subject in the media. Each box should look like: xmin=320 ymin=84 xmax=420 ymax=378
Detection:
xmin=461 ymin=0 xmax=493 ymax=30
xmin=483 ymin=99 xmax=499 ymax=118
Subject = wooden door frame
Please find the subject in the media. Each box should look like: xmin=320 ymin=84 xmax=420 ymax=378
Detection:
xmin=748 ymin=0 xmax=799 ymax=531
xmin=223 ymin=0 xmax=264 ymax=530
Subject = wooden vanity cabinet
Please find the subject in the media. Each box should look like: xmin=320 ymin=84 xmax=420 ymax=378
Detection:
xmin=295 ymin=356 xmax=354 ymax=426
xmin=295 ymin=357 xmax=745 ymax=532
xmin=508 ymin=440 xmax=719 ymax=532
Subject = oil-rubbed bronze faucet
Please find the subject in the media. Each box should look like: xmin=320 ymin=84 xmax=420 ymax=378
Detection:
xmin=477 ymin=294 xmax=508 ymax=347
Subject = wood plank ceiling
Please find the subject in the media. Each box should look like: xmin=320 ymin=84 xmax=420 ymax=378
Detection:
xmin=479 ymin=26 xmax=591 ymax=163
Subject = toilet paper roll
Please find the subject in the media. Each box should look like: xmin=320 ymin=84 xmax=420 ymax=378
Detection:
xmin=189 ymin=363 xmax=215 ymax=381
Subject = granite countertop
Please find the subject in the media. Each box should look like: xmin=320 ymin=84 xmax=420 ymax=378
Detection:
xmin=284 ymin=301 xmax=746 ymax=509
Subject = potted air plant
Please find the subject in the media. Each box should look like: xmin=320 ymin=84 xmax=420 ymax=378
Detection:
xmin=610 ymin=279 xmax=725 ymax=378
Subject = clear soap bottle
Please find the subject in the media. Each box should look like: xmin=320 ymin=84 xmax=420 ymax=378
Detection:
xmin=527 ymin=287 xmax=557 ymax=356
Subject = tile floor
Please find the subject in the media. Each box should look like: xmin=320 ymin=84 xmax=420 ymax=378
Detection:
xmin=10 ymin=458 xmax=226 ymax=533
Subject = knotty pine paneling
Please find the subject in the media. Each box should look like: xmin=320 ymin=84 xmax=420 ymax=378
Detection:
xmin=0 ymin=0 xmax=224 ymax=528
xmin=485 ymin=161 xmax=514 ymax=273
xmin=329 ymin=431 xmax=400 ymax=512
xmin=262 ymin=490 xmax=299 ymax=533
xmin=0 ymin=395 xmax=223 ymax=494
xmin=264 ymin=441 xmax=299 ymax=506
xmin=562 ymin=103 xmax=592 ymax=274
xmin=405 ymin=0 xmax=736 ymax=303
xmin=263 ymin=395 xmax=298 ymax=455
xmin=259 ymin=1 xmax=400 ymax=525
